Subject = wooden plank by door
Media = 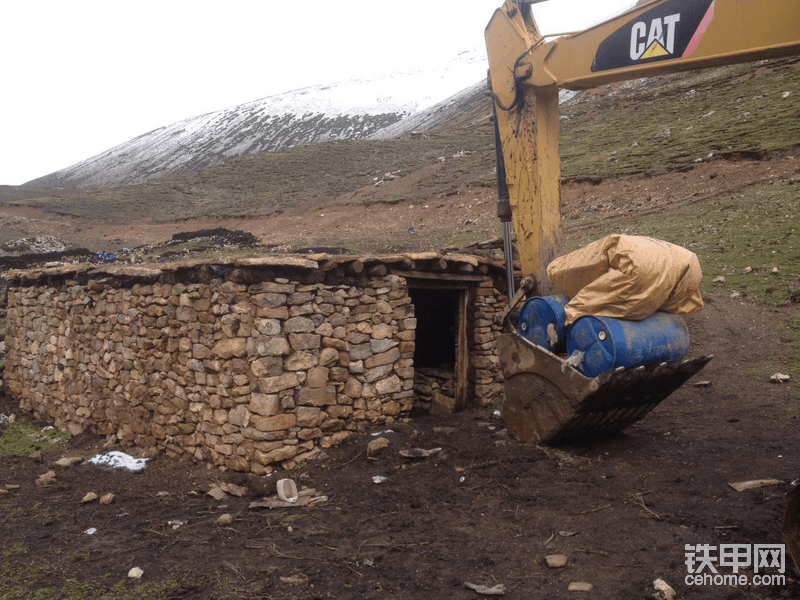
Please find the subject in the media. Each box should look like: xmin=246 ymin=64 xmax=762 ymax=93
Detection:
xmin=455 ymin=288 xmax=470 ymax=411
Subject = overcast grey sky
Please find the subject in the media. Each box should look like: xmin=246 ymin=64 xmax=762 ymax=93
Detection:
xmin=1 ymin=0 xmax=635 ymax=186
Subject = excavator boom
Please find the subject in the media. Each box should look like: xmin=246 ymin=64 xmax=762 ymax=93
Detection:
xmin=486 ymin=0 xmax=800 ymax=287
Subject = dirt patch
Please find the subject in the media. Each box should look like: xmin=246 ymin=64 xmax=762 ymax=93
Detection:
xmin=1 ymin=295 xmax=798 ymax=599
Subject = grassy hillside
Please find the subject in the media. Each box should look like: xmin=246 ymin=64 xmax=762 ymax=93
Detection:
xmin=560 ymin=57 xmax=800 ymax=179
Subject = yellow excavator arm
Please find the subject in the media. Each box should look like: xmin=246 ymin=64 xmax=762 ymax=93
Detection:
xmin=485 ymin=0 xmax=800 ymax=293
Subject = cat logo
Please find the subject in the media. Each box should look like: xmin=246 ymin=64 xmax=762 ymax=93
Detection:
xmin=629 ymin=14 xmax=681 ymax=60
xmin=592 ymin=0 xmax=714 ymax=73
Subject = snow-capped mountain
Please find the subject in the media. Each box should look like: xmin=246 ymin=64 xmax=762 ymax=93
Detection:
xmin=27 ymin=49 xmax=487 ymax=189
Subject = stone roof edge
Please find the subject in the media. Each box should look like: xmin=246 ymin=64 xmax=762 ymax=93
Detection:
xmin=2 ymin=252 xmax=506 ymax=284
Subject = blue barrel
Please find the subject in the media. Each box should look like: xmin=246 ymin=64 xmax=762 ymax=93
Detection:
xmin=566 ymin=312 xmax=690 ymax=378
xmin=517 ymin=295 xmax=569 ymax=353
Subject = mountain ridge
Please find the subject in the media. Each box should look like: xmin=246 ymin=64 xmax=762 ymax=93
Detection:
xmin=24 ymin=49 xmax=488 ymax=190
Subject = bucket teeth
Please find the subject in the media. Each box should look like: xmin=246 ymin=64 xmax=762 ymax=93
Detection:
xmin=498 ymin=332 xmax=712 ymax=444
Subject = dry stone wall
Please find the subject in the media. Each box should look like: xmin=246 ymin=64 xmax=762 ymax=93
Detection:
xmin=472 ymin=277 xmax=504 ymax=402
xmin=4 ymin=253 xmax=509 ymax=474
xmin=5 ymin=267 xmax=417 ymax=473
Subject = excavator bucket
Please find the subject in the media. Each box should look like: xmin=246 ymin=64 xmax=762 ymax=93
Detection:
xmin=497 ymin=331 xmax=713 ymax=444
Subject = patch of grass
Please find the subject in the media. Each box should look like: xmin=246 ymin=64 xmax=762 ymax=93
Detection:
xmin=1 ymin=543 xmax=182 ymax=600
xmin=1 ymin=543 xmax=26 ymax=559
xmin=0 ymin=418 xmax=71 ymax=457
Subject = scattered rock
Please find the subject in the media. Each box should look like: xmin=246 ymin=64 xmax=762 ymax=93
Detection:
xmin=399 ymin=447 xmax=442 ymax=459
xmin=216 ymin=513 xmax=234 ymax=526
xmin=81 ymin=492 xmax=98 ymax=503
xmin=35 ymin=471 xmax=57 ymax=487
xmin=430 ymin=390 xmax=457 ymax=416
xmin=744 ymin=266 xmax=752 ymax=273
xmin=653 ymin=578 xmax=676 ymax=600
xmin=729 ymin=479 xmax=783 ymax=492
xmin=0 ymin=489 xmax=8 ymax=497
xmin=568 ymin=582 xmax=594 ymax=592
xmin=220 ymin=483 xmax=248 ymax=497
xmin=207 ymin=486 xmax=228 ymax=500
xmin=2 ymin=236 xmax=68 ymax=254
xmin=713 ymin=276 xmax=725 ymax=283
xmin=100 ymin=492 xmax=115 ymax=505
xmin=545 ymin=554 xmax=568 ymax=568
xmin=770 ymin=373 xmax=791 ymax=384
xmin=5 ymin=484 xmax=21 ymax=490
xmin=367 ymin=437 xmax=391 ymax=459
xmin=54 ymin=456 xmax=83 ymax=468
xmin=128 ymin=567 xmax=144 ymax=580
xmin=280 ymin=575 xmax=308 ymax=585
xmin=464 ymin=581 xmax=506 ymax=595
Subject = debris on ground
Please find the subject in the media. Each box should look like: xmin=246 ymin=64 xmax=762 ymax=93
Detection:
xmin=399 ymin=447 xmax=442 ymax=459
xmin=249 ymin=487 xmax=328 ymax=509
xmin=770 ymin=373 xmax=791 ymax=383
xmin=88 ymin=451 xmax=148 ymax=472
xmin=464 ymin=581 xmax=506 ymax=596
xmin=728 ymin=479 xmax=784 ymax=492
xmin=276 ymin=478 xmax=299 ymax=503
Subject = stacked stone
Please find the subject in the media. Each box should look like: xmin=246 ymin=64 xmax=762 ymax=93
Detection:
xmin=413 ymin=367 xmax=456 ymax=412
xmin=471 ymin=278 xmax=505 ymax=405
xmin=5 ymin=273 xmax=416 ymax=474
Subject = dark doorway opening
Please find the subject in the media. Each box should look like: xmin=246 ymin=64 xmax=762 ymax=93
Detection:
xmin=409 ymin=288 xmax=459 ymax=369
xmin=408 ymin=285 xmax=471 ymax=414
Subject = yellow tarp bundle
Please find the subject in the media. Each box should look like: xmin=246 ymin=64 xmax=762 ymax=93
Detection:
xmin=546 ymin=234 xmax=704 ymax=325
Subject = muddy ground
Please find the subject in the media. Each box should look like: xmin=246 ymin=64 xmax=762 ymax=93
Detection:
xmin=1 ymin=292 xmax=799 ymax=599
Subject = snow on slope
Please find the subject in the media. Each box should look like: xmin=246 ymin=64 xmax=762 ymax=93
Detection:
xmin=28 ymin=49 xmax=487 ymax=189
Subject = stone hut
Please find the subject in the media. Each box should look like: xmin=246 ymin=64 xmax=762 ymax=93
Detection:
xmin=3 ymin=252 xmax=509 ymax=474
